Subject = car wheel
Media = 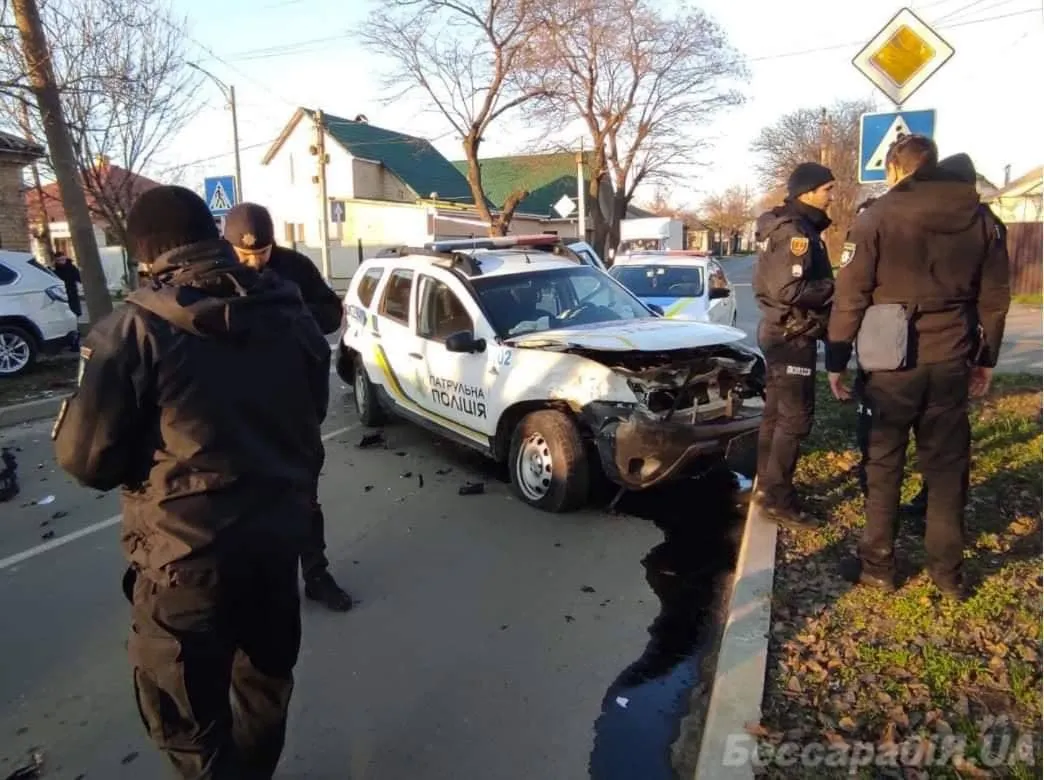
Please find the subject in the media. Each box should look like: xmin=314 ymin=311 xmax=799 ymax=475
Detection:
xmin=353 ymin=362 xmax=386 ymax=427
xmin=509 ymin=409 xmax=589 ymax=512
xmin=0 ymin=325 xmax=37 ymax=378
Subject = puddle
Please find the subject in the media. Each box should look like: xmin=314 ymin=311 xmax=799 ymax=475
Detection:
xmin=589 ymin=465 xmax=745 ymax=779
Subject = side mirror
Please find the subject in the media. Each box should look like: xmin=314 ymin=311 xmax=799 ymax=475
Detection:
xmin=445 ymin=330 xmax=486 ymax=354
xmin=709 ymin=287 xmax=731 ymax=300
xmin=647 ymin=303 xmax=664 ymax=316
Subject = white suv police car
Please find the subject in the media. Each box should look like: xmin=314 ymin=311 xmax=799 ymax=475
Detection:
xmin=337 ymin=235 xmax=765 ymax=513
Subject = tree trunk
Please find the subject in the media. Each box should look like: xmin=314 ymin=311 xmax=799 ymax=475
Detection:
xmin=608 ymin=189 xmax=629 ymax=256
xmin=461 ymin=132 xmax=498 ymax=237
xmin=13 ymin=0 xmax=112 ymax=325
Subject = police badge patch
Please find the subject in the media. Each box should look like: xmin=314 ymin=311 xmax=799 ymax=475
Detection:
xmin=789 ymin=237 xmax=809 ymax=256
xmin=839 ymin=242 xmax=857 ymax=268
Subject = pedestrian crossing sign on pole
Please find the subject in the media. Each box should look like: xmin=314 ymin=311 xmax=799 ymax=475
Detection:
xmin=858 ymin=109 xmax=936 ymax=183
xmin=204 ymin=175 xmax=238 ymax=216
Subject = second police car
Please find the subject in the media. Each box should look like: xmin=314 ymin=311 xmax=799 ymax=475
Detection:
xmin=609 ymin=251 xmax=738 ymax=327
xmin=337 ymin=236 xmax=764 ymax=513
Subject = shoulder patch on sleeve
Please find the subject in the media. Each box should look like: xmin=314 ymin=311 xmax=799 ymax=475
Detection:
xmin=790 ymin=263 xmax=803 ymax=278
xmin=789 ymin=236 xmax=809 ymax=256
xmin=839 ymin=242 xmax=857 ymax=268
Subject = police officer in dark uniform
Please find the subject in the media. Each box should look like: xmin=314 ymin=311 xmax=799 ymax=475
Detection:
xmin=752 ymin=162 xmax=837 ymax=528
xmin=223 ymin=202 xmax=355 ymax=612
xmin=53 ymin=186 xmax=331 ymax=777
xmin=826 ymin=135 xmax=1011 ymax=599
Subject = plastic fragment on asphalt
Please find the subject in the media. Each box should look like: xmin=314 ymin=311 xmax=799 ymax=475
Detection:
xmin=458 ymin=482 xmax=484 ymax=496
xmin=357 ymin=432 xmax=385 ymax=448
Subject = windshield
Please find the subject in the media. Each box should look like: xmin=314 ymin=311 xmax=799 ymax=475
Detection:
xmin=471 ymin=266 xmax=654 ymax=338
xmin=609 ymin=264 xmax=704 ymax=299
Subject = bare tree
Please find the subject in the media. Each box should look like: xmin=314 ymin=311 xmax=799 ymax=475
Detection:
xmin=1 ymin=0 xmax=199 ymax=283
xmin=701 ymin=185 xmax=754 ymax=255
xmin=524 ymin=0 xmax=747 ymax=257
xmin=359 ymin=0 xmax=546 ymax=236
xmin=750 ymin=99 xmax=875 ymax=260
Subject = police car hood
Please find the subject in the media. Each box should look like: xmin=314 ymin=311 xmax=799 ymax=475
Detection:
xmin=882 ymin=168 xmax=981 ymax=233
xmin=505 ymin=317 xmax=746 ymax=352
xmin=128 ymin=240 xmax=316 ymax=343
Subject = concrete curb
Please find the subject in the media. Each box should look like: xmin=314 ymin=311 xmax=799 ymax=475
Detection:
xmin=694 ymin=490 xmax=778 ymax=779
xmin=0 ymin=395 xmax=68 ymax=428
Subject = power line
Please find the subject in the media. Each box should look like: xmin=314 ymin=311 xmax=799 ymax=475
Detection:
xmin=217 ymin=6 xmax=1040 ymax=67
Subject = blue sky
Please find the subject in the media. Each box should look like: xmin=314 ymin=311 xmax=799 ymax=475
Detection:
xmin=163 ymin=0 xmax=1043 ymax=209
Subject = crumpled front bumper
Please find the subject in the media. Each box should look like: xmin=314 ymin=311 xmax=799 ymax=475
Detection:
xmin=580 ymin=401 xmax=762 ymax=491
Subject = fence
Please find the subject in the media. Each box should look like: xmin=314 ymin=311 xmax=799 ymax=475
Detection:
xmin=1007 ymin=222 xmax=1042 ymax=297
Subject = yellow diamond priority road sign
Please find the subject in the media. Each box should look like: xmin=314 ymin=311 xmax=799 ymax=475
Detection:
xmin=852 ymin=7 xmax=955 ymax=106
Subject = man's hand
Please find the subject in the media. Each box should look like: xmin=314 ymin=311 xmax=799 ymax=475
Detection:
xmin=829 ymin=371 xmax=852 ymax=401
xmin=969 ymin=365 xmax=993 ymax=398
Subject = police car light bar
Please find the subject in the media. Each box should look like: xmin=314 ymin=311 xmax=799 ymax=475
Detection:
xmin=427 ymin=234 xmax=566 ymax=253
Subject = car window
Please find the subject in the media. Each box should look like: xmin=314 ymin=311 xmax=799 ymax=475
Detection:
xmin=0 ymin=263 xmax=16 ymax=286
xmin=609 ymin=265 xmax=704 ymax=298
xmin=356 ymin=267 xmax=384 ymax=308
xmin=379 ymin=269 xmax=413 ymax=324
xmin=471 ymin=266 xmax=650 ymax=338
xmin=417 ymin=276 xmax=474 ymax=342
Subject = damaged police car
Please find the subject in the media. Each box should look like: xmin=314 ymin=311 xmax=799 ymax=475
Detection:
xmin=337 ymin=235 xmax=765 ymax=513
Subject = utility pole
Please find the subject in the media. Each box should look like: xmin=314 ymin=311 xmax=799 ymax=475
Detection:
xmin=818 ymin=107 xmax=830 ymax=167
xmin=312 ymin=109 xmax=331 ymax=282
xmin=13 ymin=0 xmax=111 ymax=323
xmin=188 ymin=64 xmax=242 ymax=199
xmin=576 ymin=137 xmax=586 ymax=241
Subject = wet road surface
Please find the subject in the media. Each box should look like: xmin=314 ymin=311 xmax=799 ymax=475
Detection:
xmin=0 ymin=372 xmax=747 ymax=780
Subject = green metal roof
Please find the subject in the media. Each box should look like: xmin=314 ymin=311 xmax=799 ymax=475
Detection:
xmin=310 ymin=110 xmax=475 ymax=205
xmin=451 ymin=153 xmax=590 ymax=217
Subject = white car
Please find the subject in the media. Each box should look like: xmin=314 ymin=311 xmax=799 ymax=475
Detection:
xmin=337 ymin=236 xmax=764 ymax=512
xmin=609 ymin=251 xmax=738 ymax=328
xmin=0 ymin=251 xmax=79 ymax=377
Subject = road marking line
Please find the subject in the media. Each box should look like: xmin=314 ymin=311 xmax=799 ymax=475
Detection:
xmin=0 ymin=423 xmax=361 ymax=572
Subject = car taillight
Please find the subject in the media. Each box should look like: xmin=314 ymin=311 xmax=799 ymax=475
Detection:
xmin=45 ymin=285 xmax=68 ymax=303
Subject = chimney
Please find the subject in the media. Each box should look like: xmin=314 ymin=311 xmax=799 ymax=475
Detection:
xmin=1003 ymin=164 xmax=1011 ymax=186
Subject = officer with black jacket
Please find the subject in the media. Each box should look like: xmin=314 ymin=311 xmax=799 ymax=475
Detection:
xmin=53 ymin=186 xmax=331 ymax=777
xmin=752 ymin=162 xmax=837 ymax=528
xmin=223 ymin=202 xmax=354 ymax=612
xmin=826 ymin=135 xmax=1010 ymax=599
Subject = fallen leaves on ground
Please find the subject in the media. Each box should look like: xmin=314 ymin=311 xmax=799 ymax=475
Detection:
xmin=0 ymin=357 xmax=77 ymax=407
xmin=756 ymin=374 xmax=1043 ymax=779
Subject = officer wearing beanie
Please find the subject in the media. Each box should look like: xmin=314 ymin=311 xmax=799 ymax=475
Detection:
xmin=751 ymin=161 xmax=837 ymax=529
xmin=53 ymin=185 xmax=330 ymax=778
xmin=825 ymin=136 xmax=1010 ymax=599
xmin=223 ymin=202 xmax=353 ymax=612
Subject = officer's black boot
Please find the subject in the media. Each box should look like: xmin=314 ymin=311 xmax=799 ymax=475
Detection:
xmin=839 ymin=556 xmax=897 ymax=593
xmin=304 ymin=571 xmax=355 ymax=612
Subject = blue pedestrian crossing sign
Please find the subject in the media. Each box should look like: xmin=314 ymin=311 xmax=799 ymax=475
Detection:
xmin=858 ymin=110 xmax=936 ymax=183
xmin=204 ymin=175 xmax=238 ymax=216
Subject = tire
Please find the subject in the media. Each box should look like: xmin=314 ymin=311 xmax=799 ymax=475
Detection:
xmin=508 ymin=409 xmax=590 ymax=513
xmin=353 ymin=361 xmax=386 ymax=427
xmin=0 ymin=325 xmax=38 ymax=378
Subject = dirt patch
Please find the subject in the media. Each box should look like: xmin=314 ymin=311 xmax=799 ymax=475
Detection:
xmin=0 ymin=357 xmax=77 ymax=408
xmin=753 ymin=374 xmax=1042 ymax=778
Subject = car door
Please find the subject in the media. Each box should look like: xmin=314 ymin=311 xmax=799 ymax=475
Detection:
xmin=370 ymin=267 xmax=428 ymax=413
xmin=415 ymin=272 xmax=498 ymax=443
xmin=705 ymin=260 xmax=734 ymax=325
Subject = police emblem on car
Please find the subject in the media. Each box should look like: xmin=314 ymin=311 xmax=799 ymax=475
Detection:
xmin=789 ymin=237 xmax=809 ymax=256
xmin=840 ymin=242 xmax=857 ymax=268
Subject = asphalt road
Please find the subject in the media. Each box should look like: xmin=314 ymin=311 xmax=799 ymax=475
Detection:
xmin=0 ymin=371 xmax=746 ymax=780
xmin=721 ymin=255 xmax=1042 ymax=374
